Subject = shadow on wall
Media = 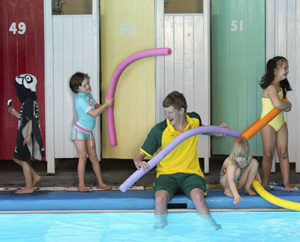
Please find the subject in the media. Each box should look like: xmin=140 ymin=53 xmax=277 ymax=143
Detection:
xmin=164 ymin=0 xmax=203 ymax=13
xmin=52 ymin=0 xmax=92 ymax=15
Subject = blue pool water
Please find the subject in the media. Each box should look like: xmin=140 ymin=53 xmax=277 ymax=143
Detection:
xmin=1 ymin=211 xmax=300 ymax=241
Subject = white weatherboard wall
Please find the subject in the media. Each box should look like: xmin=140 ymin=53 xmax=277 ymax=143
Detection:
xmin=156 ymin=0 xmax=211 ymax=173
xmin=44 ymin=0 xmax=100 ymax=174
xmin=266 ymin=0 xmax=300 ymax=172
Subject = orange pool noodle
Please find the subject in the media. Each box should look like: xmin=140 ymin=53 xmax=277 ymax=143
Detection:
xmin=234 ymin=99 xmax=287 ymax=141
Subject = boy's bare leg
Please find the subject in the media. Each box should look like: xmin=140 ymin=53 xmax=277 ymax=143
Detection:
xmin=31 ymin=169 xmax=41 ymax=187
xmin=13 ymin=158 xmax=41 ymax=188
xmin=190 ymin=188 xmax=221 ymax=230
xmin=15 ymin=160 xmax=34 ymax=194
xmin=190 ymin=188 xmax=209 ymax=215
xmin=87 ymin=138 xmax=111 ymax=190
xmin=13 ymin=158 xmax=42 ymax=187
xmin=154 ymin=190 xmax=169 ymax=229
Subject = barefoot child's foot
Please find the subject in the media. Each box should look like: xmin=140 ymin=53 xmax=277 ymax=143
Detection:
xmin=224 ymin=189 xmax=233 ymax=197
xmin=33 ymin=175 xmax=42 ymax=187
xmin=78 ymin=186 xmax=92 ymax=192
xmin=262 ymin=182 xmax=268 ymax=189
xmin=98 ymin=183 xmax=112 ymax=190
xmin=15 ymin=187 xmax=34 ymax=194
xmin=284 ymin=185 xmax=292 ymax=191
xmin=244 ymin=188 xmax=256 ymax=196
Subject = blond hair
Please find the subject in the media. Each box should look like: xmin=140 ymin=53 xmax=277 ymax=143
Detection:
xmin=229 ymin=139 xmax=252 ymax=163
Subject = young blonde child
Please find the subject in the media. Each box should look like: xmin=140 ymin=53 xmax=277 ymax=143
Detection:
xmin=69 ymin=72 xmax=113 ymax=192
xmin=260 ymin=56 xmax=292 ymax=191
xmin=220 ymin=140 xmax=261 ymax=205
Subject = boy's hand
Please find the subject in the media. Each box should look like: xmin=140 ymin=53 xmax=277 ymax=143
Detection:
xmin=23 ymin=136 xmax=31 ymax=145
xmin=8 ymin=107 xmax=16 ymax=114
xmin=8 ymin=107 xmax=19 ymax=118
xmin=134 ymin=160 xmax=149 ymax=170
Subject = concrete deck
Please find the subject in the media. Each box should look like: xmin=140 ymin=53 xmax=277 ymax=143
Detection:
xmin=1 ymin=156 xmax=300 ymax=189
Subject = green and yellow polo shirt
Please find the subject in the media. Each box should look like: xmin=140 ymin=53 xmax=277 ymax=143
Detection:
xmin=140 ymin=112 xmax=205 ymax=179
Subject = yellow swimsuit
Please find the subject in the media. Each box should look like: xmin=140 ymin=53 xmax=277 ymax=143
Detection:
xmin=261 ymin=88 xmax=285 ymax=132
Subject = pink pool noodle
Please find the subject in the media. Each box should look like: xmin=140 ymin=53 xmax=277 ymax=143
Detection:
xmin=106 ymin=48 xmax=172 ymax=146
xmin=119 ymin=126 xmax=241 ymax=192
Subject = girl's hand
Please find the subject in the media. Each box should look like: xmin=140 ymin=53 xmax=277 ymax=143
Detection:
xmin=23 ymin=135 xmax=31 ymax=145
xmin=282 ymin=101 xmax=292 ymax=112
xmin=105 ymin=98 xmax=114 ymax=107
xmin=220 ymin=123 xmax=230 ymax=129
xmin=255 ymin=172 xmax=262 ymax=183
xmin=233 ymin=194 xmax=243 ymax=205
xmin=215 ymin=123 xmax=230 ymax=137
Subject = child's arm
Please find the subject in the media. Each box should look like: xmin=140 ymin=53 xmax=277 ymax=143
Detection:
xmin=23 ymin=119 xmax=32 ymax=145
xmin=8 ymin=107 xmax=20 ymax=119
xmin=227 ymin=163 xmax=243 ymax=205
xmin=267 ymin=85 xmax=291 ymax=111
xmin=88 ymin=98 xmax=114 ymax=117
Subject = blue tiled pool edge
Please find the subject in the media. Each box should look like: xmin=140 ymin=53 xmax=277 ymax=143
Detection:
xmin=1 ymin=190 xmax=300 ymax=211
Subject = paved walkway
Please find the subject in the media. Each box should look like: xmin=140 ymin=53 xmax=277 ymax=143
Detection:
xmin=1 ymin=157 xmax=300 ymax=189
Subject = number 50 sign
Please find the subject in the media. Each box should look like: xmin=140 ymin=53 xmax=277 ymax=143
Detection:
xmin=9 ymin=22 xmax=26 ymax=35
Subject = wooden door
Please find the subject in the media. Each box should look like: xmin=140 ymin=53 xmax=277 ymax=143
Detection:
xmin=155 ymin=0 xmax=211 ymax=172
xmin=100 ymin=0 xmax=155 ymax=159
xmin=0 ymin=0 xmax=45 ymax=159
xmin=211 ymin=0 xmax=265 ymax=155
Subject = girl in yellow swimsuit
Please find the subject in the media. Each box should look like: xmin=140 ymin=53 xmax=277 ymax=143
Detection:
xmin=220 ymin=140 xmax=260 ymax=205
xmin=260 ymin=56 xmax=292 ymax=191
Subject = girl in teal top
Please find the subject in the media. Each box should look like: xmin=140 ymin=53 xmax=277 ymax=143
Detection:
xmin=70 ymin=72 xmax=113 ymax=192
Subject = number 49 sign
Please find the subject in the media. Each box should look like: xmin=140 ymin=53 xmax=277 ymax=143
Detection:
xmin=9 ymin=22 xmax=26 ymax=35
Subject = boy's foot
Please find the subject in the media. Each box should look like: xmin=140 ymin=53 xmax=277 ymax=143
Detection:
xmin=201 ymin=214 xmax=222 ymax=230
xmin=98 ymin=183 xmax=112 ymax=190
xmin=154 ymin=214 xmax=168 ymax=229
xmin=78 ymin=186 xmax=92 ymax=192
xmin=33 ymin=175 xmax=42 ymax=187
xmin=15 ymin=187 xmax=34 ymax=194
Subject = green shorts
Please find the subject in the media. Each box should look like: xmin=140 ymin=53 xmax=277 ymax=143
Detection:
xmin=153 ymin=173 xmax=206 ymax=199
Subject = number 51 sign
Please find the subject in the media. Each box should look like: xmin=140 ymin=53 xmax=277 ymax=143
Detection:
xmin=9 ymin=22 xmax=26 ymax=35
